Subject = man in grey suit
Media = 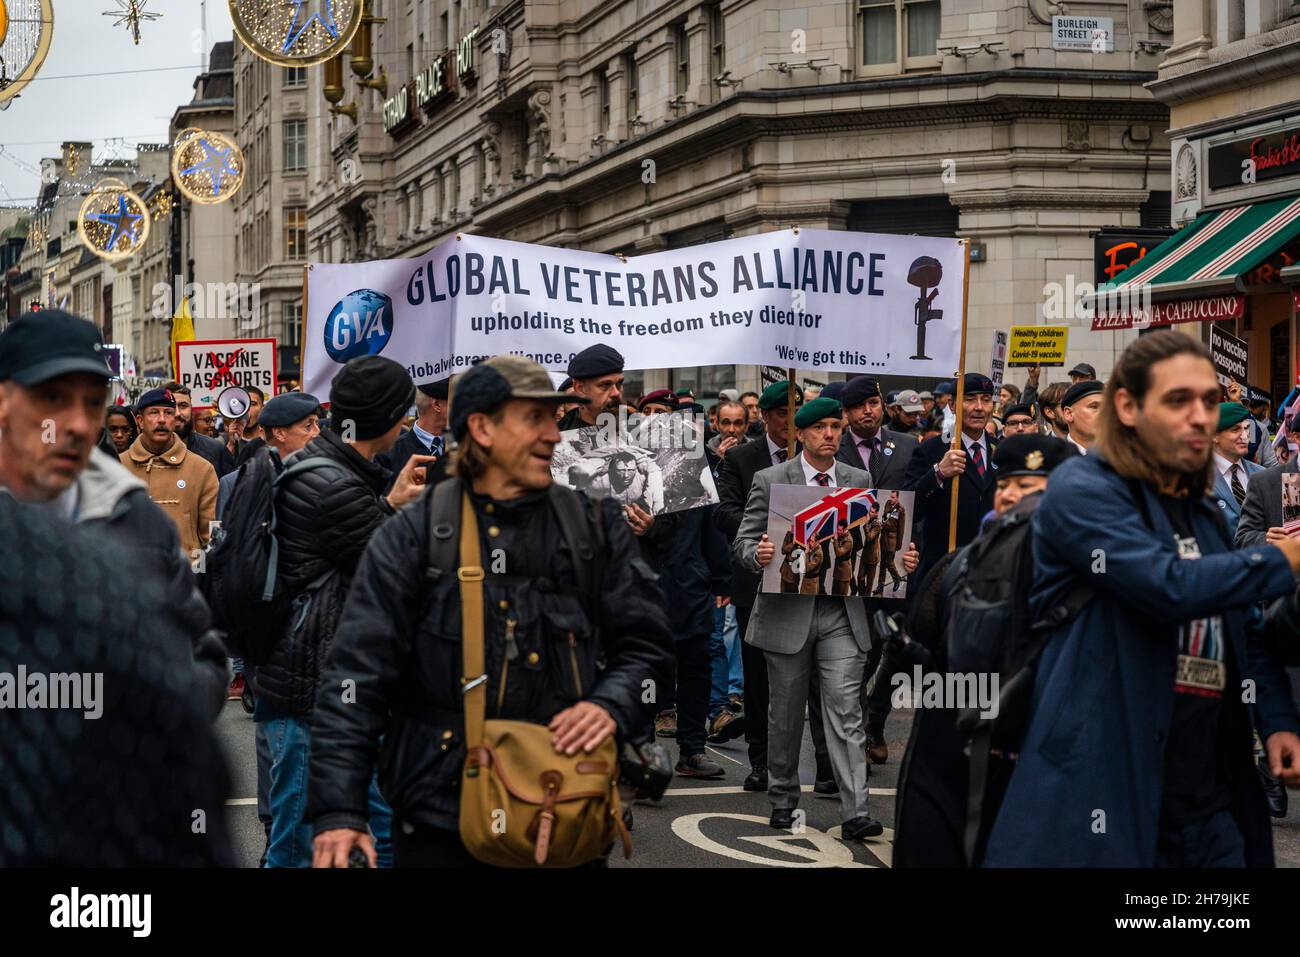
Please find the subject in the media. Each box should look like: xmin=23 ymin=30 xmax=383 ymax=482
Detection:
xmin=1235 ymin=455 xmax=1297 ymax=548
xmin=1210 ymin=402 xmax=1266 ymax=540
xmin=733 ymin=396 xmax=917 ymax=840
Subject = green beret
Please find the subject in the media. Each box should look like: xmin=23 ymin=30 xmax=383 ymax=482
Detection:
xmin=794 ymin=396 xmax=842 ymax=429
xmin=1218 ymin=402 xmax=1251 ymax=432
xmin=758 ymin=380 xmax=804 ymax=410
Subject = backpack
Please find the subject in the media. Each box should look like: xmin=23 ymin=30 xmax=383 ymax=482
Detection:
xmin=942 ymin=481 xmax=1150 ymax=866
xmin=202 ymin=451 xmax=334 ymax=663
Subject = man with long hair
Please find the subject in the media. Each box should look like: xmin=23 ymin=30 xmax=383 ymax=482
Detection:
xmin=983 ymin=331 xmax=1300 ymax=867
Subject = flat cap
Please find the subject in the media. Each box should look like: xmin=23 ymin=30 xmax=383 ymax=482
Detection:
xmin=260 ymin=391 xmax=321 ymax=429
xmin=453 ymin=354 xmax=585 ymax=439
xmin=758 ymin=380 xmax=804 ymax=410
xmin=1062 ymin=379 xmax=1104 ymax=408
xmin=566 ymin=344 xmax=624 ymax=380
xmin=794 ymin=396 xmax=842 ymax=429
xmin=992 ymin=433 xmax=1078 ymax=477
xmin=1068 ymin=362 xmax=1097 ymax=379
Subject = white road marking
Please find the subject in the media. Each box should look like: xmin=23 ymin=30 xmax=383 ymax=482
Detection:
xmin=704 ymin=746 xmax=747 ymax=766
xmin=664 ymin=785 xmax=896 ymax=797
xmin=671 ymin=813 xmax=872 ymax=868
xmin=226 ymin=798 xmax=258 ymax=806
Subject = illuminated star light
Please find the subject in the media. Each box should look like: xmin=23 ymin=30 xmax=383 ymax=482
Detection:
xmin=90 ymin=195 xmax=143 ymax=252
xmin=180 ymin=138 xmax=240 ymax=195
xmin=283 ymin=0 xmax=340 ymax=54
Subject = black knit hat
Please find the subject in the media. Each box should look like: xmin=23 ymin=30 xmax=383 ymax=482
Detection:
xmin=329 ymin=356 xmax=415 ymax=441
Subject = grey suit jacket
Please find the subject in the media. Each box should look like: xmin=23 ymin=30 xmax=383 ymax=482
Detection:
xmin=1211 ymin=459 xmax=1264 ymax=539
xmin=835 ymin=427 xmax=919 ymax=490
xmin=1235 ymin=456 xmax=1298 ymax=548
xmin=732 ymin=457 xmax=874 ymax=655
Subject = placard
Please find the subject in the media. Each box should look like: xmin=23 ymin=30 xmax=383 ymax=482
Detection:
xmin=173 ymin=338 xmax=279 ymax=409
xmin=1007 ymin=326 xmax=1068 ymax=367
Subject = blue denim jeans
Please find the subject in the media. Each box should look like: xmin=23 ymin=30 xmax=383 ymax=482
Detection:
xmin=708 ymin=602 xmax=744 ymax=719
xmin=263 ymin=712 xmax=393 ymax=868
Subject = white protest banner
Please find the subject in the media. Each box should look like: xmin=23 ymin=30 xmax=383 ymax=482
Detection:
xmin=174 ymin=338 xmax=279 ymax=409
xmin=989 ymin=330 xmax=1008 ymax=392
xmin=303 ymin=228 xmax=967 ymax=397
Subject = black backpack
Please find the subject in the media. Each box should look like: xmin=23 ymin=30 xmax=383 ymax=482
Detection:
xmin=203 ymin=451 xmax=334 ymax=663
xmin=942 ymin=481 xmax=1150 ymax=865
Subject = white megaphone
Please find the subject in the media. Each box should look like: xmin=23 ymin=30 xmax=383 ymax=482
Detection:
xmin=217 ymin=386 xmax=251 ymax=419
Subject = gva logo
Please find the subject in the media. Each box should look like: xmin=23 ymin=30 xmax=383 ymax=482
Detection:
xmin=324 ymin=289 xmax=395 ymax=362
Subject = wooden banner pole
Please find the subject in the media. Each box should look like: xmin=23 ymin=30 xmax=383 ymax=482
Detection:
xmin=299 ymin=264 xmax=309 ymax=394
xmin=947 ymin=238 xmax=973 ymax=553
xmin=786 ymin=367 xmax=797 ymax=461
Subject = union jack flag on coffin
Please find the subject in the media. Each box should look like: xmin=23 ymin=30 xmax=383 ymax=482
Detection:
xmin=792 ymin=487 xmax=877 ymax=546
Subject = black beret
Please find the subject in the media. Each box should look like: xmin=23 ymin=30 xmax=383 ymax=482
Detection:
xmin=417 ymin=378 xmax=450 ymax=400
xmin=1062 ymin=379 xmax=1104 ymax=408
xmin=1001 ymin=402 xmax=1036 ymax=421
xmin=963 ymin=373 xmax=995 ymax=396
xmin=136 ymin=387 xmax=176 ymax=412
xmin=992 ymin=433 xmax=1078 ymax=477
xmin=840 ymin=376 xmax=882 ymax=409
xmin=820 ymin=381 xmax=847 ymax=402
xmin=566 ymin=344 xmax=624 ymax=380
xmin=260 ymin=392 xmax=321 ymax=429
xmin=933 ymin=380 xmax=955 ymax=396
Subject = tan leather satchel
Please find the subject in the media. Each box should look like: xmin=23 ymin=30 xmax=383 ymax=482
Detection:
xmin=454 ymin=492 xmax=630 ymax=867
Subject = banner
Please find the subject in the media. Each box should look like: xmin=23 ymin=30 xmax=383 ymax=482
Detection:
xmin=1007 ymin=325 xmax=1068 ymax=367
xmin=174 ymin=338 xmax=279 ymax=409
xmin=1090 ymin=295 xmax=1245 ymax=331
xmin=303 ymin=228 xmax=967 ymax=397
xmin=1209 ymin=325 xmax=1248 ymax=389
xmin=989 ymin=330 xmax=1008 ymax=390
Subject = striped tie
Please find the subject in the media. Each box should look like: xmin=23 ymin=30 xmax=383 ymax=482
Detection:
xmin=774 ymin=448 xmax=788 ymax=463
xmin=971 ymin=443 xmax=986 ymax=478
xmin=1230 ymin=464 xmax=1246 ymax=507
xmin=814 ymin=472 xmax=831 ymax=486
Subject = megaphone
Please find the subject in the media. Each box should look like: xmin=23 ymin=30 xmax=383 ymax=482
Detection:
xmin=217 ymin=386 xmax=251 ymax=419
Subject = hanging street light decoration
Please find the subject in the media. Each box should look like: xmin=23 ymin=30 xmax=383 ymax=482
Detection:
xmin=171 ymin=128 xmax=246 ymax=205
xmin=101 ymin=0 xmax=161 ymax=45
xmin=0 ymin=0 xmax=54 ymax=106
xmin=229 ymin=0 xmax=363 ymax=68
xmin=78 ymin=178 xmax=151 ymax=262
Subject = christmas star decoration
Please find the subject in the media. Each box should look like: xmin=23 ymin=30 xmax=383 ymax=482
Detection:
xmin=89 ymin=194 xmax=143 ymax=252
xmin=180 ymin=138 xmax=241 ymax=196
xmin=102 ymin=0 xmax=162 ymax=45
xmin=283 ymin=0 xmax=340 ymax=54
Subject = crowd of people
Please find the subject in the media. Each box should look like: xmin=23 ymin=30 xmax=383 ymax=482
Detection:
xmin=3 ymin=305 xmax=1300 ymax=870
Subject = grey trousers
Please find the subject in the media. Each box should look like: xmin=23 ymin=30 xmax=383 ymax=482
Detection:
xmin=765 ymin=599 xmax=870 ymax=823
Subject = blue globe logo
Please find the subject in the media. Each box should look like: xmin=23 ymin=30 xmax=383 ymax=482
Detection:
xmin=324 ymin=289 xmax=394 ymax=362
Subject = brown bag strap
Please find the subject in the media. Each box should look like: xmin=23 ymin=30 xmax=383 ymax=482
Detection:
xmin=457 ymin=492 xmax=488 ymax=748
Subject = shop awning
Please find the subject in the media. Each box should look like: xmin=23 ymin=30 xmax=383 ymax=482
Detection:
xmin=1090 ymin=196 xmax=1300 ymax=330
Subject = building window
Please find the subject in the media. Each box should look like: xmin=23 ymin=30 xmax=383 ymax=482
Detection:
xmin=283 ymin=119 xmax=307 ymax=172
xmin=283 ymin=301 xmax=302 ymax=349
xmin=284 ymin=206 xmax=307 ymax=260
xmin=673 ymin=22 xmax=689 ymax=96
xmin=597 ymin=66 xmax=611 ymax=134
xmin=283 ymin=66 xmax=307 ymax=88
xmin=624 ymin=52 xmax=639 ymax=126
xmin=858 ymin=0 xmax=939 ymax=72
xmin=708 ymin=4 xmax=725 ymax=86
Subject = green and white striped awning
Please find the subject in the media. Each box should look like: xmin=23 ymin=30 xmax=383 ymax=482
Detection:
xmin=1106 ymin=196 xmax=1300 ymax=297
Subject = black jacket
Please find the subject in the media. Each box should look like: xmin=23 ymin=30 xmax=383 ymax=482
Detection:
xmin=0 ymin=498 xmax=234 ymax=866
xmin=307 ymin=481 xmax=673 ymax=835
xmin=713 ymin=434 xmax=793 ymax=607
xmin=835 ymin=426 xmax=919 ymax=490
xmin=641 ymin=504 xmax=732 ymax=637
xmin=376 ymin=427 xmax=451 ymax=493
xmin=254 ymin=428 xmax=395 ymax=715
xmin=904 ymin=434 xmax=998 ymax=583
xmin=187 ymin=429 xmax=237 ymax=478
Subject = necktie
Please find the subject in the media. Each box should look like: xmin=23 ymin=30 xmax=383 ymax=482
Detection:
xmin=774 ymin=448 xmax=788 ymax=464
xmin=431 ymin=435 xmax=444 ymax=457
xmin=814 ymin=472 xmax=831 ymax=487
xmin=970 ymin=442 xmax=986 ymax=478
xmin=1230 ymin=464 xmax=1245 ymax=507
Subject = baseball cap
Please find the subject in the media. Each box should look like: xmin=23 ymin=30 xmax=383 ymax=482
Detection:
xmin=452 ymin=354 xmax=587 ymax=439
xmin=0 ymin=310 xmax=112 ymax=386
xmin=895 ymin=389 xmax=924 ymax=413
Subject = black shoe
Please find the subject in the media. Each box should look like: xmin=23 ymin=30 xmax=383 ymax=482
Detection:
xmin=743 ymin=767 xmax=768 ymax=792
xmin=770 ymin=808 xmax=796 ymax=829
xmin=1259 ymin=759 xmax=1288 ymax=818
xmin=842 ymin=815 xmax=885 ymax=840
xmin=813 ymin=779 xmax=839 ymax=798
